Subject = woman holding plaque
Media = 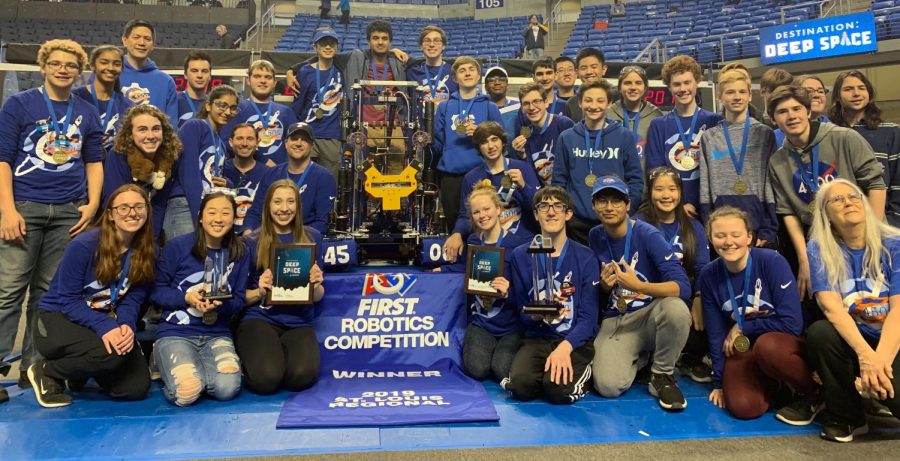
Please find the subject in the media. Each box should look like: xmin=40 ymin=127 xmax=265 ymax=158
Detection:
xmin=236 ymin=179 xmax=325 ymax=394
xmin=698 ymin=206 xmax=817 ymax=423
xmin=164 ymin=85 xmax=240 ymax=240
xmin=151 ymin=191 xmax=250 ymax=407
xmin=27 ymin=184 xmax=154 ymax=408
xmin=806 ymin=179 xmax=900 ymax=442
xmin=641 ymin=166 xmax=711 ymax=383
xmin=461 ymin=181 xmax=532 ymax=383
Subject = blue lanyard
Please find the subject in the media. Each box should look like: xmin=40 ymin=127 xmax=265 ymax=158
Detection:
xmin=183 ymin=92 xmax=198 ymax=116
xmin=549 ymin=91 xmax=562 ymax=114
xmin=604 ymin=219 xmax=633 ymax=267
xmin=315 ymin=64 xmax=336 ymax=104
xmin=790 ymin=145 xmax=821 ymax=196
xmin=582 ymin=121 xmax=604 ymax=174
xmin=423 ymin=63 xmax=445 ymax=99
xmin=723 ymin=113 xmax=752 ymax=176
xmin=90 ymin=81 xmax=116 ymax=130
xmin=370 ymin=60 xmax=388 ymax=92
xmin=458 ymin=96 xmax=477 ymax=124
xmin=480 ymin=228 xmax=506 ymax=247
xmin=622 ymin=109 xmax=641 ymax=138
xmin=723 ymin=252 xmax=753 ymax=332
xmin=538 ymin=113 xmax=552 ymax=135
xmin=672 ymin=108 xmax=700 ymax=155
xmin=484 ymin=156 xmax=509 ymax=176
xmin=538 ymin=238 xmax=570 ymax=277
xmin=108 ymin=249 xmax=132 ymax=307
xmin=287 ymin=166 xmax=312 ymax=190
xmin=251 ymin=100 xmax=274 ymax=130
xmin=41 ymin=86 xmax=75 ymax=141
xmin=205 ymin=119 xmax=225 ymax=177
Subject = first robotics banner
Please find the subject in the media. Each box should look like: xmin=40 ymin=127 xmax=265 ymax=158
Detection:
xmin=759 ymin=11 xmax=877 ymax=65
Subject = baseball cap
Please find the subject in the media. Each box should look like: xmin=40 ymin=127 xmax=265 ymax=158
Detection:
xmin=484 ymin=66 xmax=508 ymax=80
xmin=285 ymin=122 xmax=315 ymax=142
xmin=591 ymin=175 xmax=629 ymax=198
xmin=312 ymin=28 xmax=339 ymax=44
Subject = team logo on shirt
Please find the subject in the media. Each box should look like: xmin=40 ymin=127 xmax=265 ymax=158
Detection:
xmin=841 ymin=275 xmax=889 ymax=336
xmin=665 ymin=128 xmax=706 ymax=173
xmin=199 ymin=144 xmax=222 ymax=196
xmin=304 ymin=77 xmax=344 ymax=124
xmin=723 ymin=277 xmax=775 ymax=319
xmin=234 ymin=180 xmax=262 ymax=226
xmin=419 ymin=74 xmax=451 ymax=103
xmin=634 ymin=138 xmax=646 ymax=161
xmin=122 ymin=82 xmax=150 ymax=106
xmin=531 ymin=140 xmax=555 ymax=184
xmin=84 ymin=278 xmax=131 ymax=312
xmin=471 ymin=295 xmax=502 ymax=319
xmin=791 ymin=160 xmax=837 ymax=204
xmin=17 ymin=116 xmax=84 ymax=176
xmin=609 ymin=253 xmax=653 ymax=311
xmin=164 ymin=265 xmax=235 ymax=325
xmin=528 ymin=270 xmax=575 ymax=331
xmin=248 ymin=110 xmax=285 ymax=154
xmin=496 ymin=184 xmax=522 ymax=235
xmin=101 ymin=112 xmax=120 ymax=149
xmin=451 ymin=114 xmax=475 ymax=132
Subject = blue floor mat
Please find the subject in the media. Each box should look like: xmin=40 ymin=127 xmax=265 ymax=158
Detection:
xmin=1 ymin=378 xmax=820 ymax=461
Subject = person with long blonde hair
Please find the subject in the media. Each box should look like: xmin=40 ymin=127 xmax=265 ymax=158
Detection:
xmin=27 ymin=184 xmax=155 ymax=408
xmin=806 ymin=178 xmax=900 ymax=442
xmin=236 ymin=179 xmax=325 ymax=394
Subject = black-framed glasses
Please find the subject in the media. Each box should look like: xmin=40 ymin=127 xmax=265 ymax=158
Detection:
xmin=594 ymin=198 xmax=627 ymax=209
xmin=110 ymin=203 xmax=147 ymax=217
xmin=46 ymin=61 xmax=81 ymax=71
xmin=536 ymin=202 xmax=568 ymax=213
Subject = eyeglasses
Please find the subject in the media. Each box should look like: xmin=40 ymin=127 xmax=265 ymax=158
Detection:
xmin=594 ymin=198 xmax=627 ymax=208
xmin=520 ymin=99 xmax=545 ymax=109
xmin=212 ymin=100 xmax=239 ymax=113
xmin=110 ymin=203 xmax=147 ymax=217
xmin=421 ymin=39 xmax=443 ymax=45
xmin=804 ymin=88 xmax=829 ymax=96
xmin=536 ymin=202 xmax=568 ymax=213
xmin=45 ymin=61 xmax=80 ymax=71
xmin=825 ymin=192 xmax=863 ymax=207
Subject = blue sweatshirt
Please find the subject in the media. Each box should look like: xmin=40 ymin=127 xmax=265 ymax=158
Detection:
xmin=808 ymin=238 xmax=900 ymax=341
xmin=645 ymin=109 xmax=722 ymax=209
xmin=639 ymin=217 xmax=710 ymax=290
xmin=223 ymin=160 xmax=272 ymax=233
xmin=466 ymin=229 xmax=530 ymax=336
xmin=511 ymin=113 xmax=575 ymax=185
xmin=119 ymin=58 xmax=179 ymax=124
xmin=698 ymin=248 xmax=803 ymax=388
xmin=551 ymin=120 xmax=643 ymax=222
xmin=243 ymin=162 xmax=336 ymax=234
xmin=39 ymin=228 xmax=151 ymax=337
xmin=151 ymin=233 xmax=250 ymax=339
xmin=222 ymin=99 xmax=298 ymax=166
xmin=589 ymin=219 xmax=692 ymax=318
xmin=433 ymin=92 xmax=503 ymax=174
xmin=0 ymin=87 xmax=104 ymax=204
xmin=293 ymin=63 xmax=345 ymax=140
xmin=509 ymin=238 xmax=600 ymax=348
xmin=406 ymin=62 xmax=458 ymax=106
xmin=176 ymin=92 xmax=205 ymax=128
xmin=102 ymin=149 xmax=171 ymax=238
xmin=242 ymin=229 xmax=325 ymax=329
xmin=453 ymin=158 xmax=541 ymax=237
xmin=72 ymin=86 xmax=133 ymax=152
xmin=174 ymin=119 xmax=230 ymax=220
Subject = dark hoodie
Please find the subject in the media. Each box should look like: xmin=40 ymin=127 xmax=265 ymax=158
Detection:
xmin=551 ymin=120 xmax=643 ymax=222
xmin=768 ymin=121 xmax=885 ymax=226
xmin=119 ymin=58 xmax=178 ymax=124
xmin=433 ymin=92 xmax=503 ymax=173
xmin=607 ymin=100 xmax=663 ymax=169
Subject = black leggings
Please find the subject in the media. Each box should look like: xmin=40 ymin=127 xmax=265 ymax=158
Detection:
xmin=34 ymin=310 xmax=149 ymax=401
xmin=234 ymin=319 xmax=320 ymax=394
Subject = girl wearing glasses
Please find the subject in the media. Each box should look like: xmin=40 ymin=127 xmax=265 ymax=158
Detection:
xmin=607 ymin=66 xmax=662 ymax=177
xmin=642 ymin=167 xmax=710 ymax=383
xmin=697 ymin=206 xmax=814 ymax=424
xmin=103 ymin=105 xmax=182 ymax=239
xmin=236 ymin=180 xmax=326 ymax=395
xmin=27 ymin=185 xmax=156 ymax=408
xmin=151 ymin=191 xmax=249 ymax=406
xmin=828 ymin=70 xmax=900 ymax=228
xmin=806 ymin=179 xmax=900 ymax=442
xmin=164 ymin=85 xmax=240 ymax=240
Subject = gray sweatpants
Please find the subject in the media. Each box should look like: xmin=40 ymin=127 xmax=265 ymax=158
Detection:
xmin=592 ymin=297 xmax=691 ymax=397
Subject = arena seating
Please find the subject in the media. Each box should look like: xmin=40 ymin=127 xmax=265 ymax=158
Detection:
xmin=274 ymin=14 xmax=529 ymax=59
xmin=352 ymin=0 xmax=467 ymax=4
xmin=0 ymin=17 xmax=241 ymax=49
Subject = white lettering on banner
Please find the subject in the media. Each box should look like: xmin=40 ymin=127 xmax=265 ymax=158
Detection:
xmin=774 ymin=20 xmax=857 ymax=40
xmin=332 ymin=370 xmax=443 ymax=379
xmin=356 ymin=297 xmax=420 ymax=316
xmin=323 ymin=295 xmax=453 ymax=350
xmin=764 ymin=31 xmax=873 ymax=59
xmin=328 ymin=390 xmax=450 ymax=408
xmin=324 ymin=332 xmax=450 ymax=349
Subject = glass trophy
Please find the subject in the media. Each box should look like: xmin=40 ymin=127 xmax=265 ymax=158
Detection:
xmin=523 ymin=235 xmax=562 ymax=316
xmin=202 ymin=251 xmax=232 ymax=325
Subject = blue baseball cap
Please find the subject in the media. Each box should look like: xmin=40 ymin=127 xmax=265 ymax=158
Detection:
xmin=312 ymin=28 xmax=339 ymax=44
xmin=591 ymin=175 xmax=629 ymax=199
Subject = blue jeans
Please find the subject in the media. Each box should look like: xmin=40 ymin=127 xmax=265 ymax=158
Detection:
xmin=153 ymin=335 xmax=242 ymax=406
xmin=0 ymin=200 xmax=81 ymax=375
xmin=162 ymin=196 xmax=194 ymax=242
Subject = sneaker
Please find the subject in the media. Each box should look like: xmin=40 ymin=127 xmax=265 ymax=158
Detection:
xmin=776 ymin=393 xmax=824 ymax=426
xmin=17 ymin=374 xmax=31 ymax=389
xmin=635 ymin=362 xmax=652 ymax=385
xmin=64 ymin=378 xmax=88 ymax=392
xmin=820 ymin=420 xmax=869 ymax=443
xmin=27 ymin=361 xmax=73 ymax=408
xmin=864 ymin=399 xmax=894 ymax=418
xmin=686 ymin=361 xmax=712 ymax=383
xmin=649 ymin=372 xmax=687 ymax=411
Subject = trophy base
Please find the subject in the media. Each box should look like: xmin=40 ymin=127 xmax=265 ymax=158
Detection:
xmin=523 ymin=303 xmax=562 ymax=316
xmin=202 ymin=293 xmax=233 ymax=301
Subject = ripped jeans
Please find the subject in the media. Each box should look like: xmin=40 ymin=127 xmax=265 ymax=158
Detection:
xmin=153 ymin=335 xmax=242 ymax=406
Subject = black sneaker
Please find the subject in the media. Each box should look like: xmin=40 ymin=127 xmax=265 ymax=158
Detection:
xmin=635 ymin=361 xmax=652 ymax=385
xmin=17 ymin=374 xmax=31 ymax=389
xmin=864 ymin=399 xmax=894 ymax=418
xmin=27 ymin=361 xmax=72 ymax=408
xmin=820 ymin=420 xmax=868 ymax=443
xmin=649 ymin=372 xmax=686 ymax=411
xmin=775 ymin=393 xmax=824 ymax=426
xmin=64 ymin=378 xmax=88 ymax=392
